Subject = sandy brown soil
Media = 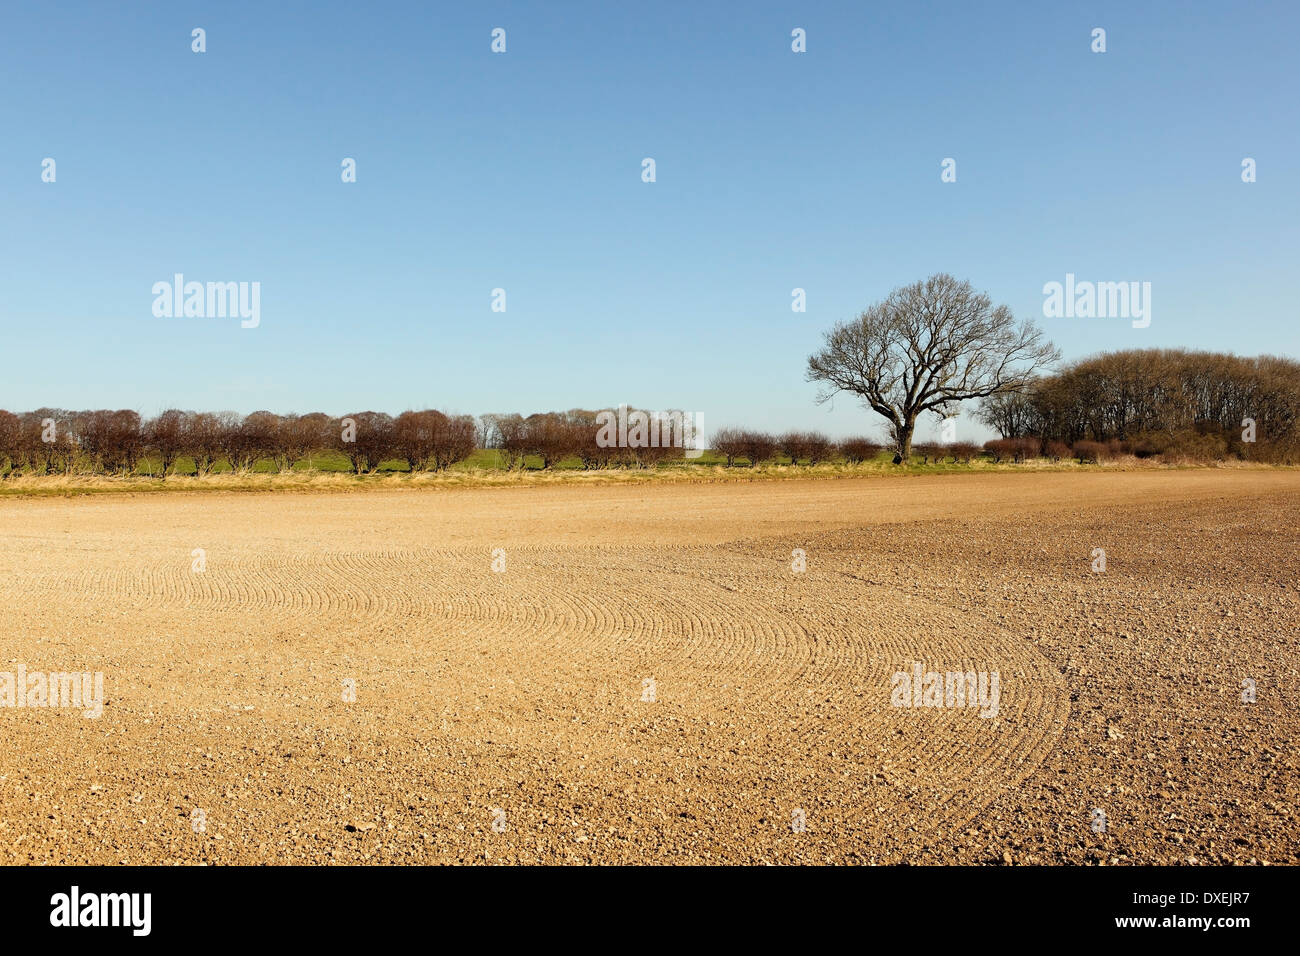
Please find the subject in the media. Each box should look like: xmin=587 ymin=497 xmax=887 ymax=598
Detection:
xmin=0 ymin=470 xmax=1296 ymax=864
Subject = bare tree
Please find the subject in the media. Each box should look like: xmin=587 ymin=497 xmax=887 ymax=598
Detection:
xmin=185 ymin=412 xmax=225 ymax=476
xmin=977 ymin=388 xmax=1037 ymax=438
xmin=524 ymin=412 xmax=573 ymax=469
xmin=564 ymin=409 xmax=606 ymax=469
xmin=147 ymin=409 xmax=188 ymax=476
xmin=240 ymin=411 xmax=280 ymax=472
xmin=20 ymin=412 xmax=60 ymax=474
xmin=338 ymin=411 xmax=396 ymax=474
xmin=779 ymin=431 xmax=810 ymax=464
xmin=781 ymin=430 xmax=832 ymax=464
xmin=803 ymin=432 xmax=833 ymax=464
xmin=914 ymin=441 xmax=944 ymax=465
xmin=75 ymin=410 xmax=111 ymax=473
xmin=474 ymin=415 xmax=495 ymax=452
xmin=0 ymin=410 xmax=20 ymax=477
xmin=431 ymin=413 xmax=476 ymax=470
xmin=948 ymin=441 xmax=981 ymax=463
xmin=394 ymin=410 xmax=442 ymax=472
xmin=107 ymin=410 xmax=144 ymax=474
xmin=807 ymin=274 xmax=1060 ymax=460
xmin=214 ymin=412 xmax=249 ymax=473
xmin=487 ymin=414 xmax=528 ymax=470
xmin=74 ymin=410 xmax=142 ymax=474
xmin=712 ymin=427 xmax=746 ymax=467
xmin=282 ymin=412 xmax=332 ymax=470
xmin=740 ymin=430 xmax=778 ymax=466
xmin=390 ymin=409 xmax=476 ymax=472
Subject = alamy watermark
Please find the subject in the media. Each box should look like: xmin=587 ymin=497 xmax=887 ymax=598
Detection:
xmin=1 ymin=664 xmax=104 ymax=719
xmin=1042 ymin=274 xmax=1150 ymax=329
xmin=152 ymin=274 xmax=260 ymax=328
xmin=50 ymin=886 xmax=150 ymax=936
xmin=595 ymin=405 xmax=704 ymax=458
xmin=891 ymin=661 xmax=1000 ymax=718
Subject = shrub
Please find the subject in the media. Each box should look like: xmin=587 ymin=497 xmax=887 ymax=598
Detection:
xmin=523 ymin=412 xmax=575 ymax=469
xmin=839 ymin=438 xmax=881 ymax=464
xmin=712 ymin=427 xmax=747 ymax=467
xmin=1014 ymin=436 xmax=1042 ymax=461
xmin=147 ymin=410 xmax=188 ymax=476
xmin=779 ymin=431 xmax=809 ymax=464
xmin=241 ymin=411 xmax=281 ymax=471
xmin=779 ymin=431 xmax=833 ymax=465
xmin=1073 ymin=440 xmax=1106 ymax=463
xmin=281 ymin=412 xmax=334 ymax=470
xmin=803 ymin=432 xmax=833 ymax=464
xmin=394 ymin=410 xmax=442 ymax=472
xmin=566 ymin=409 xmax=609 ymax=469
xmin=215 ymin=411 xmax=254 ymax=473
xmin=77 ymin=410 xmax=144 ymax=475
xmin=487 ymin=413 xmax=528 ymax=470
xmin=1160 ymin=429 xmax=1229 ymax=462
xmin=986 ymin=437 xmax=1040 ymax=463
xmin=948 ymin=441 xmax=981 ymax=463
xmin=914 ymin=442 xmax=944 ymax=464
xmin=0 ymin=410 xmax=21 ymax=477
xmin=1254 ymin=437 xmax=1300 ymax=464
xmin=984 ymin=438 xmax=1016 ymax=463
xmin=1044 ymin=440 xmax=1070 ymax=462
xmin=338 ymin=411 xmax=396 ymax=474
xmin=630 ymin=442 xmax=681 ymax=469
xmin=740 ymin=430 xmax=778 ymax=466
xmin=184 ymin=412 xmax=225 ymax=476
xmin=432 ymin=414 xmax=477 ymax=470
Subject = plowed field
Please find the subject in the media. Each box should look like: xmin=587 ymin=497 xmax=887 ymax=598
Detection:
xmin=1 ymin=470 xmax=1296 ymax=864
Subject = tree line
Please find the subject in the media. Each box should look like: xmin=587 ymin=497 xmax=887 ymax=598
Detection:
xmin=0 ymin=404 xmax=900 ymax=477
xmin=2 ymin=359 xmax=1295 ymax=479
xmin=976 ymin=349 xmax=1300 ymax=462
xmin=0 ymin=409 xmax=478 ymax=477
xmin=0 ymin=407 xmax=812 ymax=476
xmin=486 ymin=410 xmax=692 ymax=470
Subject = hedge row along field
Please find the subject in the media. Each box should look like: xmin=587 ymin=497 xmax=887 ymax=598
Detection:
xmin=1 ymin=348 xmax=1295 ymax=479
xmin=0 ymin=407 xmax=1291 ymax=481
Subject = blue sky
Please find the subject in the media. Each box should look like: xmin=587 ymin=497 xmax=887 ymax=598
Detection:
xmin=1 ymin=0 xmax=1296 ymax=442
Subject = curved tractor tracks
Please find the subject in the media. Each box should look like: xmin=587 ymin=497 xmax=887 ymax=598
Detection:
xmin=1 ymin=509 xmax=1070 ymax=861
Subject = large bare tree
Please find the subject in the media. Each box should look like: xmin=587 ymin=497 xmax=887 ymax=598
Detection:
xmin=806 ymin=274 xmax=1060 ymax=459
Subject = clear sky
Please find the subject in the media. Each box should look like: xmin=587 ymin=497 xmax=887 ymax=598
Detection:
xmin=2 ymin=0 xmax=1296 ymax=442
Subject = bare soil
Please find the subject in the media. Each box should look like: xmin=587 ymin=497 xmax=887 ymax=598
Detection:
xmin=1 ymin=470 xmax=1295 ymax=864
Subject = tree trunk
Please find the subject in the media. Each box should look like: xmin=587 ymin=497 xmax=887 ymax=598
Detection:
xmin=896 ymin=420 xmax=915 ymax=461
